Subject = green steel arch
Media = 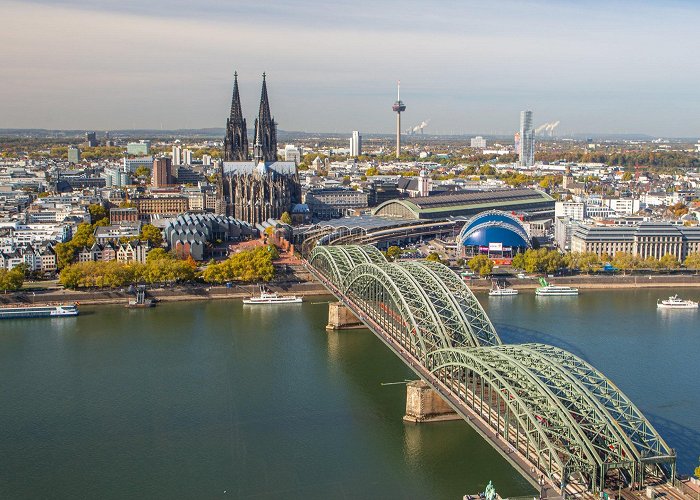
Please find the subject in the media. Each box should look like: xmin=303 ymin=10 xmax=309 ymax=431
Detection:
xmin=342 ymin=262 xmax=454 ymax=357
xmin=426 ymin=345 xmax=674 ymax=490
xmin=307 ymin=244 xmax=676 ymax=491
xmin=418 ymin=260 xmax=501 ymax=347
xmin=308 ymin=245 xmax=385 ymax=284
xmin=522 ymin=344 xmax=674 ymax=466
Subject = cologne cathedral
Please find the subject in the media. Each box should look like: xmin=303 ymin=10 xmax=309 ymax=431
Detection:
xmin=221 ymin=72 xmax=300 ymax=225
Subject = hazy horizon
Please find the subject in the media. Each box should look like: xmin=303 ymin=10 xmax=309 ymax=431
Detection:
xmin=2 ymin=0 xmax=700 ymax=137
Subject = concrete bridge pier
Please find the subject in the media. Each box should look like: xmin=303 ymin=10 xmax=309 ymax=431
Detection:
xmin=326 ymin=302 xmax=365 ymax=330
xmin=403 ymin=380 xmax=460 ymax=423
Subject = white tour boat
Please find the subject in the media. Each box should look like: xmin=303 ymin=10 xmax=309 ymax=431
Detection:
xmin=535 ymin=278 xmax=579 ymax=296
xmin=242 ymin=287 xmax=302 ymax=305
xmin=488 ymin=281 xmax=518 ymax=296
xmin=656 ymin=295 xmax=698 ymax=309
xmin=0 ymin=303 xmax=79 ymax=320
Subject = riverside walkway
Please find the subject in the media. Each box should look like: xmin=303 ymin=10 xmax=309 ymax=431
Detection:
xmin=305 ymin=244 xmax=687 ymax=499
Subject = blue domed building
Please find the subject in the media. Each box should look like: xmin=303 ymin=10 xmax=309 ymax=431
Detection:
xmin=457 ymin=210 xmax=531 ymax=260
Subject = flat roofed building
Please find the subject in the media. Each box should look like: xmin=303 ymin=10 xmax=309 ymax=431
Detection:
xmin=304 ymin=188 xmax=369 ymax=220
xmin=571 ymin=221 xmax=700 ymax=260
xmin=133 ymin=196 xmax=188 ymax=218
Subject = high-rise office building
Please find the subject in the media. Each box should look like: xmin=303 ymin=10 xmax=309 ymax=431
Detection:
xmin=183 ymin=148 xmax=193 ymax=165
xmin=85 ymin=132 xmax=98 ymax=147
xmin=67 ymin=146 xmax=81 ymax=164
xmin=172 ymin=145 xmax=182 ymax=165
xmin=518 ymin=110 xmax=535 ymax=167
xmin=350 ymin=131 xmax=362 ymax=157
xmin=152 ymin=157 xmax=172 ymax=187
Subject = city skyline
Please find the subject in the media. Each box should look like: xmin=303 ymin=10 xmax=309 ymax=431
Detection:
xmin=2 ymin=0 xmax=700 ymax=136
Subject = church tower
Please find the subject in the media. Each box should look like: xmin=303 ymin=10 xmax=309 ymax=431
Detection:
xmin=223 ymin=72 xmax=249 ymax=161
xmin=253 ymin=73 xmax=278 ymax=162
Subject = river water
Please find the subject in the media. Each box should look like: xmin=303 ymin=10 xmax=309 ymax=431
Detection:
xmin=0 ymin=288 xmax=698 ymax=499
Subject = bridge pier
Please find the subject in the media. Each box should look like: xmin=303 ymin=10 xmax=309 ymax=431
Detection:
xmin=326 ymin=302 xmax=365 ymax=330
xmin=403 ymin=380 xmax=460 ymax=423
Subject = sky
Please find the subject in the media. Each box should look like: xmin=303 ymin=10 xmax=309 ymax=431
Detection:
xmin=1 ymin=0 xmax=700 ymax=137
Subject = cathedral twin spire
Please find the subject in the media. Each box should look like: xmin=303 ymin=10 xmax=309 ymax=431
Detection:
xmin=223 ymin=72 xmax=277 ymax=163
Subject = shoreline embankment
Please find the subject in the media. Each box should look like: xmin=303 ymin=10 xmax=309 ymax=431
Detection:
xmin=3 ymin=269 xmax=700 ymax=306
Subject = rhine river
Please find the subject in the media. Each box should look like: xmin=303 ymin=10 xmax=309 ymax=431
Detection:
xmin=0 ymin=288 xmax=698 ymax=499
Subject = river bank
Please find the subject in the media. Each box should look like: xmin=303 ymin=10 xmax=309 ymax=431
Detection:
xmin=0 ymin=281 xmax=330 ymax=306
xmin=468 ymin=273 xmax=700 ymax=290
xmin=3 ymin=270 xmax=700 ymax=306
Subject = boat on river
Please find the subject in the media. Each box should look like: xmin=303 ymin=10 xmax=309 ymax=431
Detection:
xmin=535 ymin=278 xmax=579 ymax=296
xmin=488 ymin=281 xmax=518 ymax=296
xmin=656 ymin=294 xmax=698 ymax=309
xmin=242 ymin=286 xmax=302 ymax=305
xmin=0 ymin=303 xmax=79 ymax=319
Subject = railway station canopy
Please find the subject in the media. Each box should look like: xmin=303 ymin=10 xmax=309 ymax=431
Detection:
xmin=372 ymin=188 xmax=555 ymax=220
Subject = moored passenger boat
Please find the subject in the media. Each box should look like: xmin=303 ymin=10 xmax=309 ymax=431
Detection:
xmin=656 ymin=295 xmax=698 ymax=309
xmin=535 ymin=278 xmax=578 ymax=296
xmin=0 ymin=303 xmax=79 ymax=319
xmin=242 ymin=286 xmax=302 ymax=304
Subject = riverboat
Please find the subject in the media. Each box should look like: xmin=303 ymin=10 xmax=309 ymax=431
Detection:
xmin=656 ymin=295 xmax=698 ymax=309
xmin=488 ymin=281 xmax=518 ymax=296
xmin=535 ymin=278 xmax=579 ymax=296
xmin=0 ymin=303 xmax=79 ymax=320
xmin=242 ymin=287 xmax=302 ymax=305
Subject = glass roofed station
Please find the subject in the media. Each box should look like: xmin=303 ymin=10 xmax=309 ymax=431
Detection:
xmin=457 ymin=210 xmax=532 ymax=262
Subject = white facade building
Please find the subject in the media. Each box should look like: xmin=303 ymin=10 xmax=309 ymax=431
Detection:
xmin=350 ymin=131 xmax=362 ymax=157
xmin=470 ymin=136 xmax=487 ymax=148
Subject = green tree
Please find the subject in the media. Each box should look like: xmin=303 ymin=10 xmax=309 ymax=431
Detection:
xmin=468 ymin=254 xmax=494 ymax=276
xmin=659 ymin=253 xmax=680 ymax=271
xmin=0 ymin=267 xmax=24 ymax=292
xmin=72 ymin=223 xmax=96 ymax=248
xmin=643 ymin=256 xmax=663 ymax=271
xmin=612 ymin=252 xmax=635 ymax=275
xmin=202 ymin=247 xmax=276 ymax=284
xmin=140 ymin=224 xmax=163 ymax=247
xmin=134 ymin=166 xmax=151 ymax=179
xmin=146 ymin=248 xmax=172 ymax=262
xmin=684 ymin=252 xmax=700 ymax=274
xmin=621 ymin=171 xmax=633 ymax=181
xmin=365 ymin=167 xmax=379 ymax=176
xmin=385 ymin=245 xmax=402 ymax=262
xmin=54 ymin=242 xmax=77 ymax=270
xmin=425 ymin=252 xmax=442 ymax=263
xmin=511 ymin=252 xmax=525 ymax=270
xmin=280 ymin=211 xmax=292 ymax=225
xmin=87 ymin=203 xmax=107 ymax=223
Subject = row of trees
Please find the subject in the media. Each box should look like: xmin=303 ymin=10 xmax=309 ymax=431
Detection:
xmin=511 ymin=249 xmax=700 ymax=274
xmin=0 ymin=267 xmax=25 ymax=292
xmin=58 ymin=246 xmax=279 ymax=289
xmin=201 ymin=246 xmax=277 ymax=284
xmin=58 ymin=249 xmax=196 ymax=289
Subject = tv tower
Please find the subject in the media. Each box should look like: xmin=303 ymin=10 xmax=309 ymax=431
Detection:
xmin=392 ymin=81 xmax=406 ymax=159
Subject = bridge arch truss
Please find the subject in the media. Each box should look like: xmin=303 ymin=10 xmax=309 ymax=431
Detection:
xmin=307 ymin=245 xmax=676 ymax=493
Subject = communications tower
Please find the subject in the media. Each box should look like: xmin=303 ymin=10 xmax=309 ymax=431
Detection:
xmin=392 ymin=81 xmax=406 ymax=159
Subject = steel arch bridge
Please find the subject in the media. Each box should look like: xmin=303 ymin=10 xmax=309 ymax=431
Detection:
xmin=306 ymin=245 xmax=677 ymax=496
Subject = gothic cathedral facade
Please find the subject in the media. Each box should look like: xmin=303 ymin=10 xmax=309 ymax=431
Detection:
xmin=221 ymin=73 xmax=300 ymax=225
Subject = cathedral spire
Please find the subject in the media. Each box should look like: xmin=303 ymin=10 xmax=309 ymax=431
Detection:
xmin=229 ymin=71 xmax=243 ymax=123
xmin=223 ymin=70 xmax=249 ymax=161
xmin=253 ymin=72 xmax=277 ymax=162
